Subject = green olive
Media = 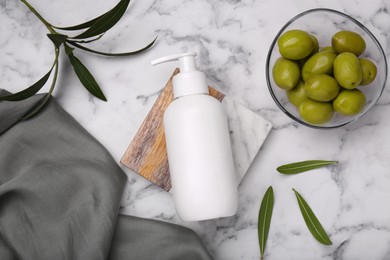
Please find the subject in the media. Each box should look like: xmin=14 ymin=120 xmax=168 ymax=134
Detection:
xmin=310 ymin=34 xmax=320 ymax=54
xmin=302 ymin=51 xmax=337 ymax=81
xmin=333 ymin=89 xmax=366 ymax=116
xmin=320 ymin=46 xmax=336 ymax=53
xmin=359 ymin=58 xmax=377 ymax=85
xmin=287 ymin=81 xmax=309 ymax=107
xmin=331 ymin=30 xmax=366 ymax=56
xmin=297 ymin=34 xmax=320 ymax=68
xmin=304 ymin=74 xmax=339 ymax=102
xmin=333 ymin=52 xmax=362 ymax=89
xmin=278 ymin=30 xmax=314 ymax=60
xmin=272 ymin=57 xmax=300 ymax=90
xmin=299 ymin=99 xmax=334 ymax=124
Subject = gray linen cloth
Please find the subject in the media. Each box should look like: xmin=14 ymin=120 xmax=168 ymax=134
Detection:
xmin=0 ymin=90 xmax=213 ymax=260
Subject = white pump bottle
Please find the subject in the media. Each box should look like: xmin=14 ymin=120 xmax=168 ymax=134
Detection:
xmin=151 ymin=53 xmax=238 ymax=222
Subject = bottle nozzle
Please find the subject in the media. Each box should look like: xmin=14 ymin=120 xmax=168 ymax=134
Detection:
xmin=151 ymin=52 xmax=197 ymax=73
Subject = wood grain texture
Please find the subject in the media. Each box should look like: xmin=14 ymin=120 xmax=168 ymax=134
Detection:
xmin=121 ymin=68 xmax=225 ymax=191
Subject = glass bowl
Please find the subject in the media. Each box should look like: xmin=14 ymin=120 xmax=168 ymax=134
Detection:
xmin=266 ymin=8 xmax=388 ymax=129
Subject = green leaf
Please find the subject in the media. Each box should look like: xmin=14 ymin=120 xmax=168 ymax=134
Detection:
xmin=47 ymin=34 xmax=68 ymax=48
xmin=0 ymin=69 xmax=52 ymax=101
xmin=73 ymin=0 xmax=131 ymax=39
xmin=67 ymin=53 xmax=107 ymax=101
xmin=70 ymin=33 xmax=105 ymax=44
xmin=67 ymin=36 xmax=157 ymax=56
xmin=277 ymin=160 xmax=338 ymax=174
xmin=292 ymin=189 xmax=332 ymax=245
xmin=64 ymin=43 xmax=75 ymax=55
xmin=52 ymin=14 xmax=105 ymax=31
xmin=22 ymin=49 xmax=60 ymax=119
xmin=258 ymin=186 xmax=274 ymax=259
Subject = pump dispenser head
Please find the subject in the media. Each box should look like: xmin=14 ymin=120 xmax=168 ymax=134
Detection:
xmin=151 ymin=53 xmax=209 ymax=98
xmin=151 ymin=52 xmax=197 ymax=72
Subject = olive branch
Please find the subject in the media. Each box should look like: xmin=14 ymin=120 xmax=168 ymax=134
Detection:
xmin=0 ymin=0 xmax=156 ymax=118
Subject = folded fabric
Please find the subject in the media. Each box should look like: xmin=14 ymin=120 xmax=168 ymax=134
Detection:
xmin=0 ymin=90 xmax=213 ymax=260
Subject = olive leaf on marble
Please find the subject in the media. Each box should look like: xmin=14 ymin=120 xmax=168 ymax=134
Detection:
xmin=67 ymin=39 xmax=157 ymax=57
xmin=65 ymin=44 xmax=107 ymax=101
xmin=1 ymin=0 xmax=156 ymax=118
xmin=52 ymin=14 xmax=104 ymax=31
xmin=258 ymin=186 xmax=274 ymax=259
xmin=71 ymin=0 xmax=131 ymax=39
xmin=21 ymin=48 xmax=61 ymax=120
xmin=292 ymin=188 xmax=332 ymax=245
xmin=0 ymin=69 xmax=53 ymax=102
xmin=277 ymin=160 xmax=338 ymax=174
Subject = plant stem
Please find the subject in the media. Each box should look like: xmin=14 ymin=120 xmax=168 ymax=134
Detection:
xmin=48 ymin=48 xmax=60 ymax=94
xmin=21 ymin=0 xmax=56 ymax=34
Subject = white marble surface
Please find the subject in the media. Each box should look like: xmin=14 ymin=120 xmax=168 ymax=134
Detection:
xmin=1 ymin=0 xmax=390 ymax=259
xmin=223 ymin=96 xmax=272 ymax=183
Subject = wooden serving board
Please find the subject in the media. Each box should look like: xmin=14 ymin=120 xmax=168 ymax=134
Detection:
xmin=121 ymin=68 xmax=272 ymax=192
xmin=121 ymin=69 xmax=224 ymax=191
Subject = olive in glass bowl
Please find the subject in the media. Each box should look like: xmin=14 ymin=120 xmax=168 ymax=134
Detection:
xmin=266 ymin=8 xmax=388 ymax=129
